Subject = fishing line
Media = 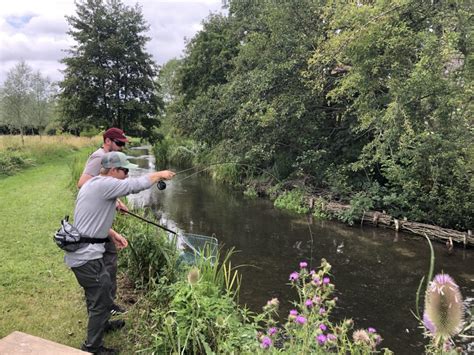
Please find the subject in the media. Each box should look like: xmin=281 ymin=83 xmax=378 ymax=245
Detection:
xmin=160 ymin=162 xmax=283 ymax=186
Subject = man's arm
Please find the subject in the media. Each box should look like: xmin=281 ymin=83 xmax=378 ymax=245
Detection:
xmin=78 ymin=173 xmax=93 ymax=188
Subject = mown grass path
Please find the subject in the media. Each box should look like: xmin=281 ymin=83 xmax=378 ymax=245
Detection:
xmin=0 ymin=156 xmax=88 ymax=347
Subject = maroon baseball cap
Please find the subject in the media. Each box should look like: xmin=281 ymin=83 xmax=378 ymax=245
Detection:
xmin=103 ymin=128 xmax=129 ymax=142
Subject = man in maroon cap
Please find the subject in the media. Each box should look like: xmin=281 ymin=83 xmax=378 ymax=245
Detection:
xmin=77 ymin=127 xmax=130 ymax=316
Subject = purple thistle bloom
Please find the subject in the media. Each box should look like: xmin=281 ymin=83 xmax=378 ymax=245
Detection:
xmin=319 ymin=307 xmax=326 ymax=315
xmin=319 ymin=324 xmax=327 ymax=331
xmin=317 ymin=334 xmax=327 ymax=345
xmin=327 ymin=333 xmax=337 ymax=341
xmin=289 ymin=272 xmax=299 ymax=281
xmin=295 ymin=315 xmax=307 ymax=325
xmin=268 ymin=327 xmax=278 ymax=336
xmin=323 ymin=277 xmax=330 ymax=285
xmin=305 ymin=299 xmax=313 ymax=308
xmin=260 ymin=336 xmax=272 ymax=349
xmin=368 ymin=327 xmax=376 ymax=333
xmin=300 ymin=261 xmax=308 ymax=269
xmin=289 ymin=309 xmax=298 ymax=320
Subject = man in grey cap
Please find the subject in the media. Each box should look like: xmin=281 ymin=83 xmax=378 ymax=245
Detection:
xmin=78 ymin=127 xmax=130 ymax=316
xmin=67 ymin=151 xmax=175 ymax=354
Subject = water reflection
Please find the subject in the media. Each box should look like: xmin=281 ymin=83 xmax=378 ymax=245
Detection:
xmin=125 ymin=151 xmax=474 ymax=354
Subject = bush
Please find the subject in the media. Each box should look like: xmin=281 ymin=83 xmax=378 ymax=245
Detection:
xmin=0 ymin=150 xmax=34 ymax=176
xmin=274 ymin=189 xmax=309 ymax=214
xmin=152 ymin=135 xmax=198 ymax=168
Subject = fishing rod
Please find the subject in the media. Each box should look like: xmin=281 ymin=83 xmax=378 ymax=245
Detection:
xmin=122 ymin=209 xmax=210 ymax=257
xmin=121 ymin=209 xmax=177 ymax=235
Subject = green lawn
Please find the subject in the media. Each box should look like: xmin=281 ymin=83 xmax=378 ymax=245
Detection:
xmin=0 ymin=154 xmax=98 ymax=349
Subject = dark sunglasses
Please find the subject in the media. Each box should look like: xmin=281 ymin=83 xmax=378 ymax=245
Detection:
xmin=112 ymin=139 xmax=126 ymax=147
xmin=117 ymin=167 xmax=129 ymax=175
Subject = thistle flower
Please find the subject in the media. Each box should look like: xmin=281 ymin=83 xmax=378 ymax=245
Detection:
xmin=260 ymin=336 xmax=272 ymax=349
xmin=300 ymin=261 xmax=308 ymax=269
xmin=289 ymin=272 xmax=299 ymax=281
xmin=319 ymin=324 xmax=327 ymax=332
xmin=424 ymin=273 xmax=464 ymax=338
xmin=368 ymin=327 xmax=376 ymax=333
xmin=187 ymin=267 xmax=200 ymax=285
xmin=215 ymin=316 xmax=226 ymax=328
xmin=321 ymin=258 xmax=331 ymax=273
xmin=289 ymin=309 xmax=298 ymax=320
xmin=317 ymin=334 xmax=327 ymax=345
xmin=327 ymin=333 xmax=337 ymax=342
xmin=323 ymin=277 xmax=330 ymax=285
xmin=353 ymin=329 xmax=371 ymax=345
xmin=319 ymin=307 xmax=326 ymax=315
xmin=305 ymin=299 xmax=313 ymax=308
xmin=263 ymin=297 xmax=280 ymax=311
xmin=295 ymin=315 xmax=307 ymax=325
xmin=268 ymin=297 xmax=279 ymax=307
xmin=268 ymin=327 xmax=278 ymax=336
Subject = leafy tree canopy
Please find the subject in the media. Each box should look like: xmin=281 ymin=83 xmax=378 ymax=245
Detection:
xmin=59 ymin=0 xmax=162 ymax=141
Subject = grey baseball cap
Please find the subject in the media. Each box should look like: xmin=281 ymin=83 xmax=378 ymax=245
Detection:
xmin=101 ymin=151 xmax=138 ymax=169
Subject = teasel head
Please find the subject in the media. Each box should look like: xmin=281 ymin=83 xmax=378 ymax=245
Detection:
xmin=423 ymin=274 xmax=464 ymax=340
xmin=187 ymin=267 xmax=200 ymax=285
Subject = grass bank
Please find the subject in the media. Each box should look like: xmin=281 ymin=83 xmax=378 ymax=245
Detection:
xmin=0 ymin=135 xmax=101 ymax=176
xmin=0 ymin=151 xmax=89 ymax=347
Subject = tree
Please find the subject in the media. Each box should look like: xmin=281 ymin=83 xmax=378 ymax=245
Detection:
xmin=29 ymin=71 xmax=54 ymax=135
xmin=59 ymin=0 xmax=162 ymax=141
xmin=0 ymin=60 xmax=33 ymax=144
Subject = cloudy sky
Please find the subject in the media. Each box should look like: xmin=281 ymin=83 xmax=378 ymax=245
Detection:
xmin=0 ymin=0 xmax=227 ymax=84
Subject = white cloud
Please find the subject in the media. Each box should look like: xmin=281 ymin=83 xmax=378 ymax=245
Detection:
xmin=0 ymin=0 xmax=226 ymax=83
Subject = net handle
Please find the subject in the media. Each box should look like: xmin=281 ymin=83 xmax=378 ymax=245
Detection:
xmin=122 ymin=209 xmax=177 ymax=235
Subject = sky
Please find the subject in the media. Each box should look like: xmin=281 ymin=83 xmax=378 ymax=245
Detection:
xmin=0 ymin=0 xmax=227 ymax=84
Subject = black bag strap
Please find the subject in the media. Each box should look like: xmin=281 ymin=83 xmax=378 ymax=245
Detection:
xmin=78 ymin=236 xmax=110 ymax=244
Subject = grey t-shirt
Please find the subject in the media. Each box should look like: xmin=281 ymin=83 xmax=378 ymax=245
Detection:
xmin=82 ymin=147 xmax=105 ymax=177
xmin=65 ymin=175 xmax=153 ymax=267
xmin=82 ymin=147 xmax=117 ymax=253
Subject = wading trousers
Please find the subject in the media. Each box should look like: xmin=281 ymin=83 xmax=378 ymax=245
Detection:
xmin=72 ymin=258 xmax=113 ymax=351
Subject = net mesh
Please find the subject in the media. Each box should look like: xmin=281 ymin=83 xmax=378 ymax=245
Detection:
xmin=177 ymin=233 xmax=218 ymax=264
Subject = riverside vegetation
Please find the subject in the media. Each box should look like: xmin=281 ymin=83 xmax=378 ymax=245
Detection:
xmin=157 ymin=0 xmax=472 ymax=232
xmin=0 ymin=140 xmax=470 ymax=353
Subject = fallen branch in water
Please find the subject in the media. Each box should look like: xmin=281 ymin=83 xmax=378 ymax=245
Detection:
xmin=311 ymin=200 xmax=473 ymax=247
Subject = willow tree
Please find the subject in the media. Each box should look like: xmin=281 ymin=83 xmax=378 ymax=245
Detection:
xmin=59 ymin=0 xmax=162 ymax=141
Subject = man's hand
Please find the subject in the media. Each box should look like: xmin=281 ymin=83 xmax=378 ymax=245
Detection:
xmin=116 ymin=199 xmax=129 ymax=213
xmin=159 ymin=170 xmax=176 ymax=180
xmin=148 ymin=170 xmax=176 ymax=184
xmin=111 ymin=233 xmax=128 ymax=250
xmin=109 ymin=229 xmax=128 ymax=250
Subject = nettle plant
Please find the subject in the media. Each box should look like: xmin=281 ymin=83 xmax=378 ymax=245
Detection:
xmin=256 ymin=259 xmax=391 ymax=354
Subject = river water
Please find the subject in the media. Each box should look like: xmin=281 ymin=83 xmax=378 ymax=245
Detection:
xmin=126 ymin=147 xmax=473 ymax=354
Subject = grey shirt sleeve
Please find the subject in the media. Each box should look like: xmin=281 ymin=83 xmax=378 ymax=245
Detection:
xmin=82 ymin=149 xmax=104 ymax=177
xmin=101 ymin=175 xmax=154 ymax=200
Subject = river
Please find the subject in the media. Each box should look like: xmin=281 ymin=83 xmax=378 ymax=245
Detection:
xmin=126 ymin=146 xmax=473 ymax=354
